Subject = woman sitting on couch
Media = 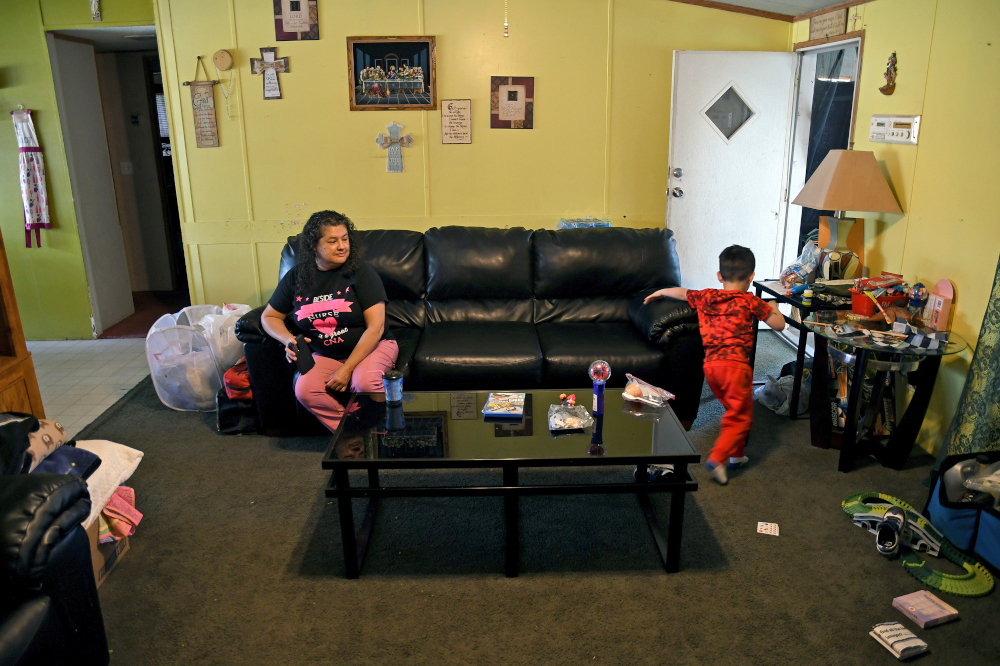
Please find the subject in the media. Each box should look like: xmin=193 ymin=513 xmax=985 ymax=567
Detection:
xmin=261 ymin=210 xmax=398 ymax=432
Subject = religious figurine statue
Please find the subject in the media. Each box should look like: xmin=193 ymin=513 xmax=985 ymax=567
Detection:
xmin=880 ymin=52 xmax=897 ymax=95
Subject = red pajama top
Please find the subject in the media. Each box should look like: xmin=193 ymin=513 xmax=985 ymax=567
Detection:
xmin=686 ymin=289 xmax=773 ymax=364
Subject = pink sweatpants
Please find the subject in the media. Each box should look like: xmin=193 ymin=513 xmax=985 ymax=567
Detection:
xmin=294 ymin=339 xmax=399 ymax=433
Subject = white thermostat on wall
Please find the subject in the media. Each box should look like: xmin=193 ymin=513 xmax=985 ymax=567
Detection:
xmin=869 ymin=114 xmax=920 ymax=145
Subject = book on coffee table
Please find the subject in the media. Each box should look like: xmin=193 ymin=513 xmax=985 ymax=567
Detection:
xmin=893 ymin=590 xmax=958 ymax=628
xmin=482 ymin=393 xmax=526 ymax=419
xmin=870 ymin=622 xmax=928 ymax=660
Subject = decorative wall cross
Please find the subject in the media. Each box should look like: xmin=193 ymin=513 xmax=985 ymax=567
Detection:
xmin=250 ymin=47 xmax=289 ymax=100
xmin=91 ymin=0 xmax=101 ymax=21
xmin=376 ymin=122 xmax=412 ymax=173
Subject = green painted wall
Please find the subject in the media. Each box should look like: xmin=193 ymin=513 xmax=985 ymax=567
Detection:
xmin=0 ymin=0 xmax=154 ymax=340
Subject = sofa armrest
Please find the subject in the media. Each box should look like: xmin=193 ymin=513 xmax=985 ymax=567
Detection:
xmin=236 ymin=306 xmax=306 ymax=346
xmin=235 ymin=305 xmax=269 ymax=344
xmin=628 ymin=290 xmax=700 ymax=348
xmin=0 ymin=474 xmax=91 ymax=586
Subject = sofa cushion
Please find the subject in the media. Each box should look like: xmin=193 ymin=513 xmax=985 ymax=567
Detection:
xmin=533 ymin=228 xmax=682 ymax=299
xmin=414 ymin=322 xmax=542 ymax=389
xmin=425 ymin=227 xmax=533 ymax=300
xmin=534 ymin=296 xmax=630 ymax=325
xmin=390 ymin=327 xmax=421 ymax=381
xmin=536 ymin=323 xmax=665 ymax=389
xmin=426 ymin=299 xmax=534 ymax=324
xmin=279 ymin=230 xmax=425 ymax=299
xmin=355 ymin=230 xmax=426 ymax=301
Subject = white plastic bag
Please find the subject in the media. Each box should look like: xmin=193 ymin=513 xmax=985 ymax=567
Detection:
xmin=754 ymin=374 xmax=809 ymax=416
xmin=145 ymin=305 xmax=249 ymax=412
xmin=780 ymin=240 xmax=821 ymax=288
xmin=192 ymin=303 xmax=251 ymax=376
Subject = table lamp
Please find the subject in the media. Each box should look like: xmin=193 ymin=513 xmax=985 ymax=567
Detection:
xmin=792 ymin=150 xmax=902 ymax=277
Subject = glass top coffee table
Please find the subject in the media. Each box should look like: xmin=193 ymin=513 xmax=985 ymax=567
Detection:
xmin=321 ymin=389 xmax=700 ymax=578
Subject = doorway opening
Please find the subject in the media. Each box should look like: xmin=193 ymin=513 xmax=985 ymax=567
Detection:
xmin=782 ymin=37 xmax=862 ymax=271
xmin=776 ymin=36 xmax=863 ymax=354
xmin=46 ymin=26 xmax=189 ymax=339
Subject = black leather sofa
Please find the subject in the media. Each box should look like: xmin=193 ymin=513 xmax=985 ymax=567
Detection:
xmin=236 ymin=226 xmax=703 ymax=435
xmin=1 ymin=474 xmax=110 ymax=666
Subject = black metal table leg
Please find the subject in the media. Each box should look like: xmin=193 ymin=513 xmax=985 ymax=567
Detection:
xmin=334 ymin=466 xmax=359 ymax=579
xmin=636 ymin=463 xmax=686 ymax=573
xmin=838 ymin=349 xmax=869 ymax=472
xmin=809 ymin=335 xmax=832 ymax=447
xmin=666 ymin=484 xmax=686 ymax=573
xmin=788 ymin=323 xmax=808 ymax=420
xmin=749 ymin=285 xmax=763 ymax=370
xmin=879 ymin=356 xmax=942 ymax=470
xmin=503 ymin=464 xmax=519 ymax=578
xmin=353 ymin=468 xmax=382 ymax=576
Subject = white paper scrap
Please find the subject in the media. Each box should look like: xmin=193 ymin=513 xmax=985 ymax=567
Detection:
xmin=757 ymin=522 xmax=779 ymax=536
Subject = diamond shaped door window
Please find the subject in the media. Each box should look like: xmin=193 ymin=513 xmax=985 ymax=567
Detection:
xmin=704 ymin=86 xmax=754 ymax=140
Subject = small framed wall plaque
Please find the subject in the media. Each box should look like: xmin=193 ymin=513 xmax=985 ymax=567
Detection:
xmin=809 ymin=9 xmax=847 ymax=41
xmin=441 ymin=99 xmax=472 ymax=144
xmin=274 ymin=0 xmax=318 ymax=41
xmin=490 ymin=76 xmax=533 ymax=129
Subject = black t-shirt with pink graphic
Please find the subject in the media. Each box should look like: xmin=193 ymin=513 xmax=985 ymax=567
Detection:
xmin=269 ymin=263 xmax=390 ymax=360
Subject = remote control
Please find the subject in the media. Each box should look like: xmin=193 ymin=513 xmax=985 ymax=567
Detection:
xmin=290 ymin=334 xmax=315 ymax=374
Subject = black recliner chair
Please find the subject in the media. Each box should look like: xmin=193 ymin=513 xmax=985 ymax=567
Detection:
xmin=1 ymin=474 xmax=110 ymax=666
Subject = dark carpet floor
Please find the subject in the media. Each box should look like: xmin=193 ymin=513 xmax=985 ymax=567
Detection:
xmin=82 ymin=332 xmax=1000 ymax=665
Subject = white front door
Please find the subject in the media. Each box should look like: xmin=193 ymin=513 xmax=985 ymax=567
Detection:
xmin=666 ymin=51 xmax=798 ymax=289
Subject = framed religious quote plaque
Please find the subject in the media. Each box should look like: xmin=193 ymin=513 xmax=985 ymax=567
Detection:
xmin=274 ymin=0 xmax=318 ymax=41
xmin=490 ymin=76 xmax=533 ymax=129
xmin=347 ymin=36 xmax=437 ymax=111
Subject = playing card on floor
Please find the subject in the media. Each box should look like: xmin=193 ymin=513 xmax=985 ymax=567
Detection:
xmin=757 ymin=522 xmax=779 ymax=536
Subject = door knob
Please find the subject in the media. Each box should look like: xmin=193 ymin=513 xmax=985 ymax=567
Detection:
xmin=671 ymin=188 xmax=684 ymax=198
xmin=672 ymin=168 xmax=683 ymax=178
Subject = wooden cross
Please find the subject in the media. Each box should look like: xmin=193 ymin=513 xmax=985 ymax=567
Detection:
xmin=376 ymin=122 xmax=412 ymax=173
xmin=250 ymin=47 xmax=289 ymax=100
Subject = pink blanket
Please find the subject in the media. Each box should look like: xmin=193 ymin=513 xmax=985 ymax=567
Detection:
xmin=99 ymin=486 xmax=143 ymax=544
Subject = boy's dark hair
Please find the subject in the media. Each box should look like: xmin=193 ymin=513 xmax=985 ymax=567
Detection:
xmin=719 ymin=245 xmax=755 ymax=282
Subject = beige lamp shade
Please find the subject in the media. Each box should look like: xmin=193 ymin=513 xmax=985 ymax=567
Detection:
xmin=791 ymin=150 xmax=902 ymax=213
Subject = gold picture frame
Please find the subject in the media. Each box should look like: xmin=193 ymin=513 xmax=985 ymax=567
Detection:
xmin=346 ymin=36 xmax=437 ymax=111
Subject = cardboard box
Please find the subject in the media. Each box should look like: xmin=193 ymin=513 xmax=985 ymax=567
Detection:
xmin=86 ymin=518 xmax=129 ymax=589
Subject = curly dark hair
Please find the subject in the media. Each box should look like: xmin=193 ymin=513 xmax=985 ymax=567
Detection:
xmin=294 ymin=210 xmax=361 ymax=296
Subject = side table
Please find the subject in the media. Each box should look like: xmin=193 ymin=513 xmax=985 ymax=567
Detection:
xmin=750 ymin=280 xmax=851 ymax=419
xmin=803 ymin=315 xmax=967 ymax=472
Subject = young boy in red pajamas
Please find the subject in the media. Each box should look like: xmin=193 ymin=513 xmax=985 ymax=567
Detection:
xmin=645 ymin=245 xmax=785 ymax=485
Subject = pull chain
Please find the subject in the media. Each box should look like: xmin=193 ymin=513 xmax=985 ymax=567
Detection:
xmin=504 ymin=0 xmax=508 ymax=37
xmin=214 ymin=63 xmax=235 ymax=120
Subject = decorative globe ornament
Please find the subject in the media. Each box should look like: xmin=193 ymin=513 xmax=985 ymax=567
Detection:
xmin=589 ymin=360 xmax=611 ymax=416
xmin=588 ymin=360 xmax=611 ymax=384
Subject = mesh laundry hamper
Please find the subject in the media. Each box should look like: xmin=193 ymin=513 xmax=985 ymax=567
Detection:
xmin=146 ymin=313 xmax=223 ymax=412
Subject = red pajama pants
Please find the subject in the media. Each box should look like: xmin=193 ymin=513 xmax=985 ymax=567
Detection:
xmin=703 ymin=360 xmax=754 ymax=465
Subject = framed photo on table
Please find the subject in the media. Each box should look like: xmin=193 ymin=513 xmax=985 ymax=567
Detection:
xmin=347 ymin=36 xmax=437 ymax=111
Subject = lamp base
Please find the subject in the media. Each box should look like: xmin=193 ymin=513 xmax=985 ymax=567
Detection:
xmin=818 ymin=215 xmax=865 ymax=280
